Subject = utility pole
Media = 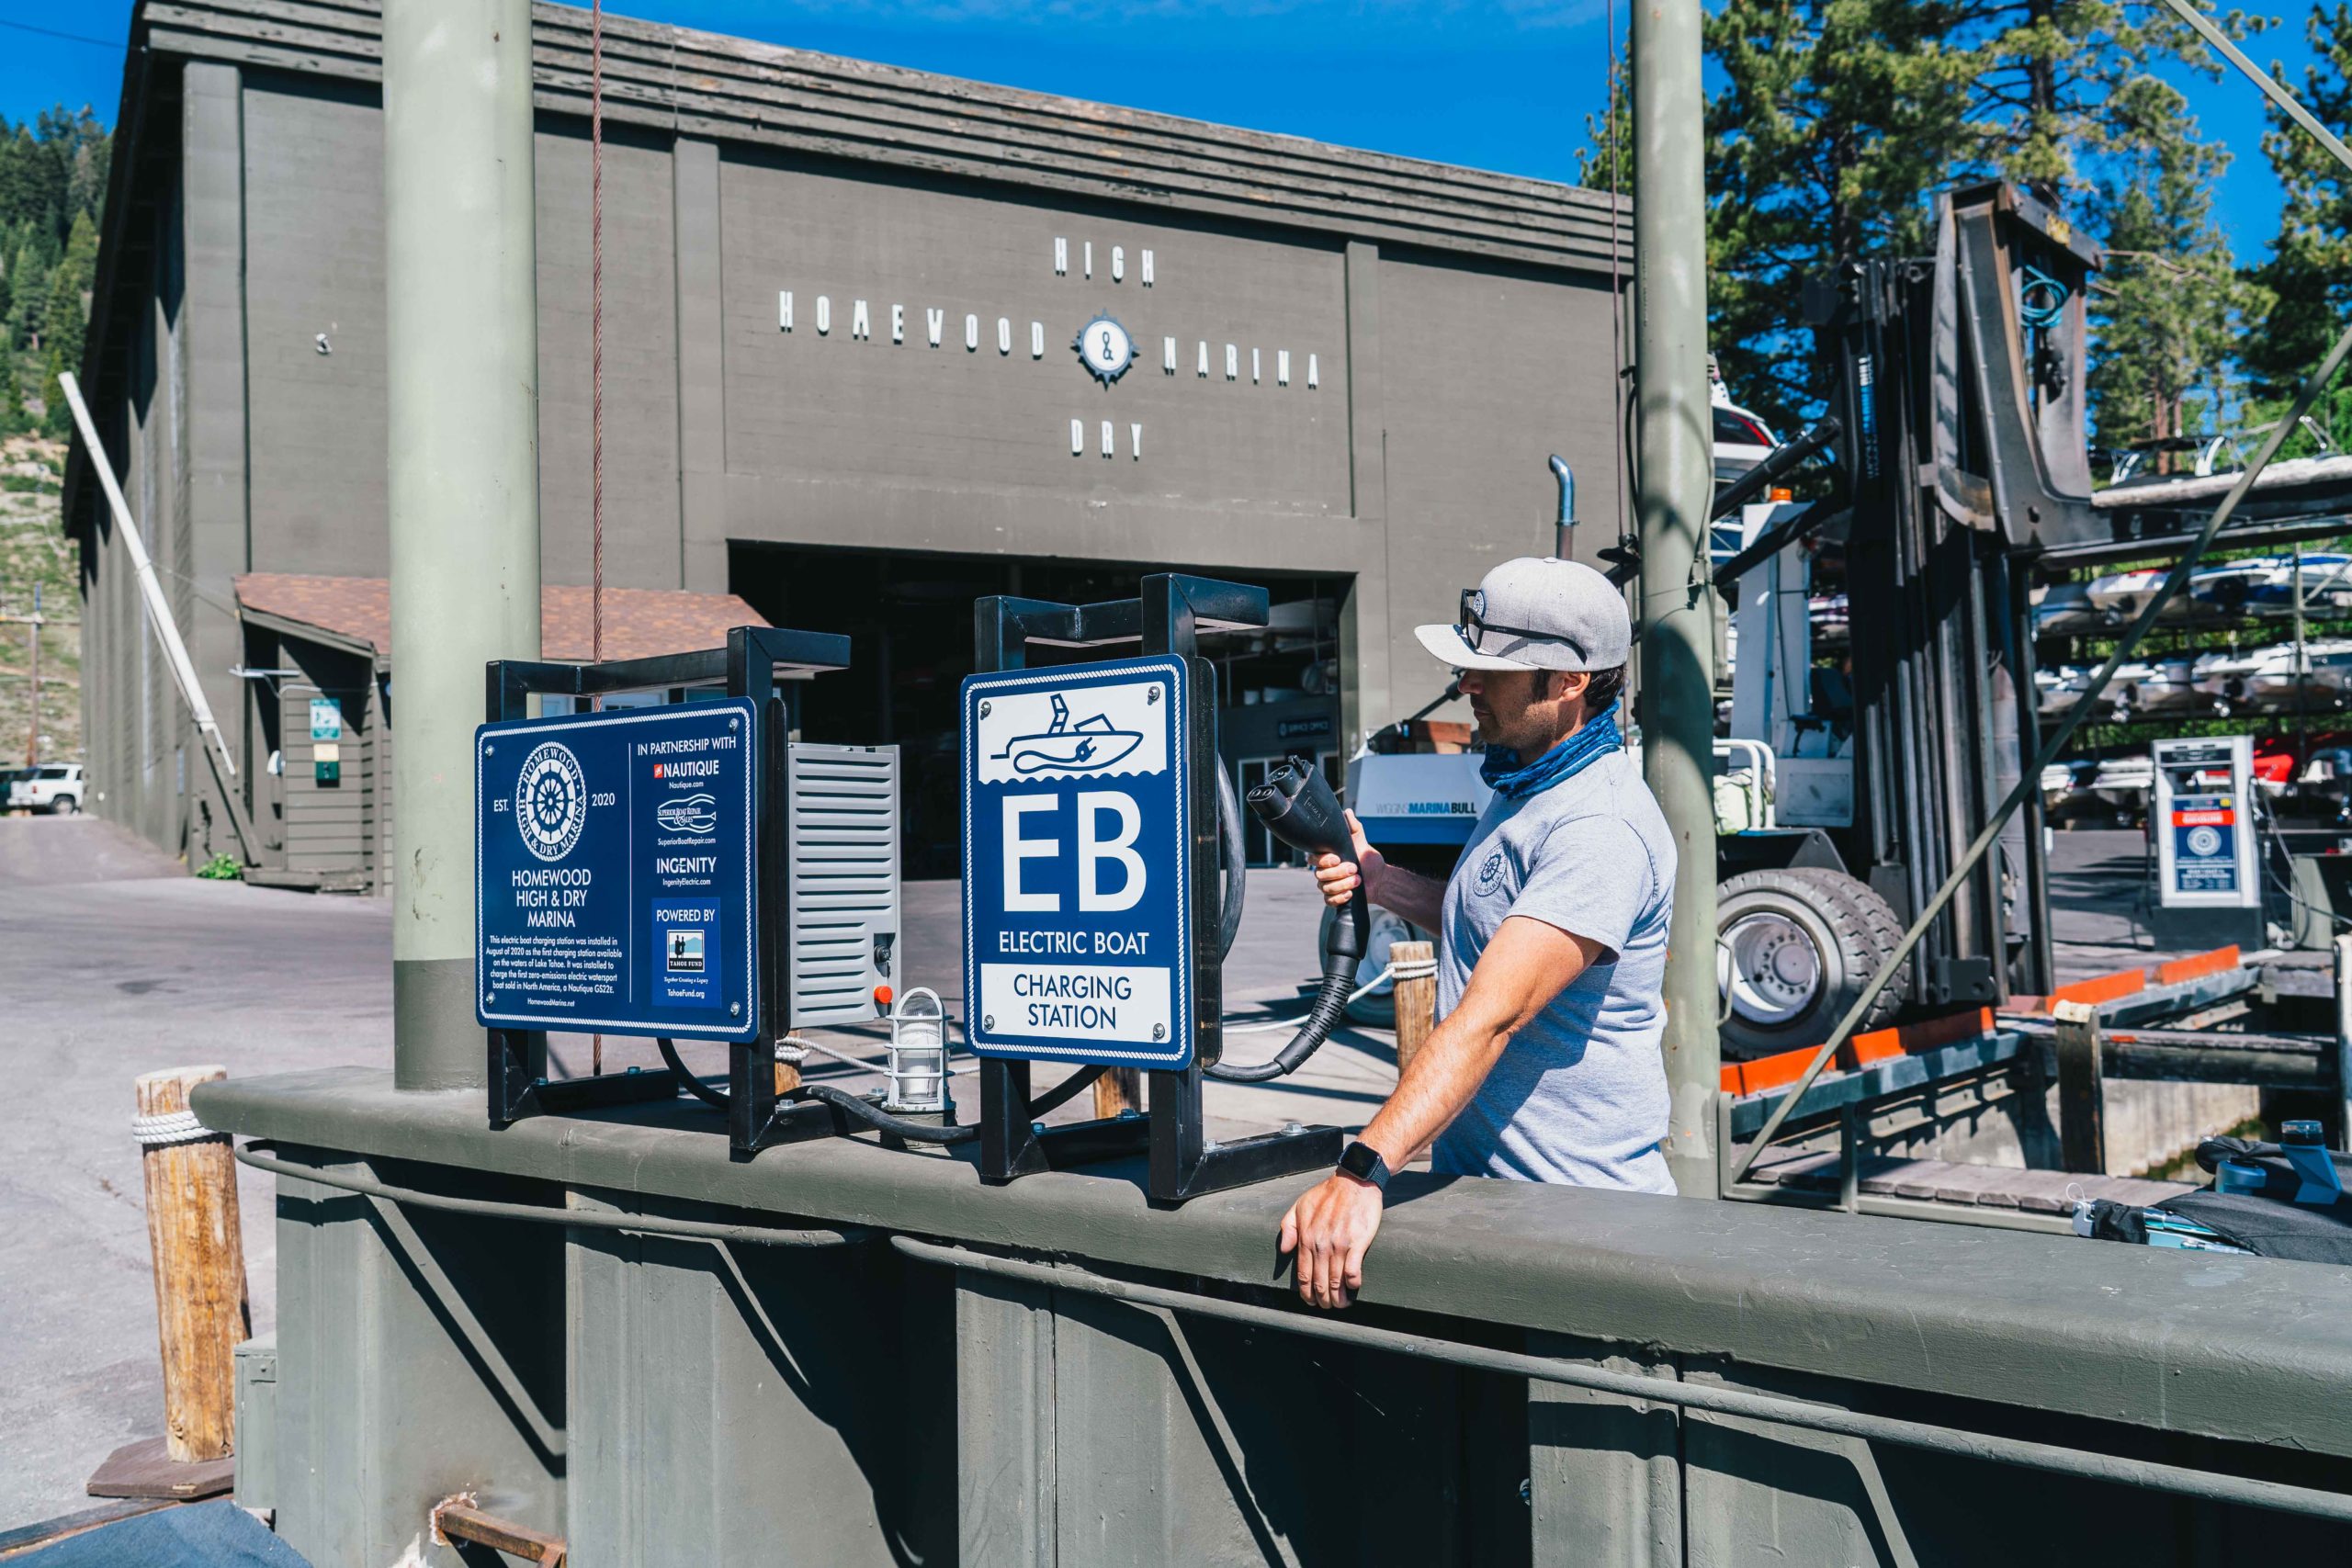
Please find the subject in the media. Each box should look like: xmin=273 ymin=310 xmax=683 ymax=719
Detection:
xmin=26 ymin=583 xmax=40 ymax=767
xmin=1633 ymin=0 xmax=1720 ymax=1196
xmin=384 ymin=0 xmax=542 ymax=1089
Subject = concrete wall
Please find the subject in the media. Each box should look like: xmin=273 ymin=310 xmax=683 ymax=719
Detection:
xmin=81 ymin=46 xmax=1624 ymax=863
xmin=200 ymin=1071 xmax=2352 ymax=1568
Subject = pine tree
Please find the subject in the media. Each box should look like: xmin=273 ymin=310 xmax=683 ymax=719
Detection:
xmin=40 ymin=213 xmax=96 ymax=373
xmin=0 ymin=109 xmax=108 ymax=423
xmin=1577 ymin=0 xmax=2256 ymax=439
xmin=2246 ymin=3 xmax=2352 ymax=399
xmin=2082 ymin=77 xmax=2253 ymax=471
xmin=8 ymin=241 xmax=46 ymax=350
xmin=1961 ymin=0 xmax=2254 ymax=201
xmin=1702 ymin=0 xmax=1978 ymax=426
xmin=38 ymin=344 xmax=65 ymax=437
xmin=1573 ymin=42 xmax=1634 ymax=203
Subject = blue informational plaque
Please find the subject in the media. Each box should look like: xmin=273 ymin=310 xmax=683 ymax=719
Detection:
xmin=961 ymin=656 xmax=1195 ymax=1069
xmin=2170 ymin=795 xmax=2241 ymax=897
xmin=475 ymin=699 xmax=758 ymax=1042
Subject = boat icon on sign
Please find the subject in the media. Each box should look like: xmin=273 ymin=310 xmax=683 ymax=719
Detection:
xmin=996 ymin=694 xmax=1144 ymax=774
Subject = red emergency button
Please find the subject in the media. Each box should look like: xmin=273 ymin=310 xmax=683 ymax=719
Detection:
xmin=874 ymin=985 xmax=894 ymax=1009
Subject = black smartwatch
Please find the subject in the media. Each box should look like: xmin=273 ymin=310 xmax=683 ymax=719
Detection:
xmin=1337 ymin=1141 xmax=1392 ymax=1191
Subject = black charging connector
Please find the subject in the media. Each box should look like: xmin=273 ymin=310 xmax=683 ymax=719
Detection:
xmin=1204 ymin=757 xmax=1371 ymax=1082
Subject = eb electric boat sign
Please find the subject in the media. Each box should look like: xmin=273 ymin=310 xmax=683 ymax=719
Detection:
xmin=476 ymin=700 xmax=759 ymax=1041
xmin=962 ymin=656 xmax=1195 ymax=1068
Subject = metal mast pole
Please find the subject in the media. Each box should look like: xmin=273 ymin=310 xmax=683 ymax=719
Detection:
xmin=384 ymin=0 xmax=541 ymax=1089
xmin=1632 ymin=0 xmax=1720 ymax=1196
xmin=2294 ymin=547 xmax=2309 ymax=760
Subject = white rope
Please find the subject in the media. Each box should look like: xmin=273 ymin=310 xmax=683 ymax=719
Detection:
xmin=1222 ymin=964 xmax=1397 ymax=1034
xmin=1388 ymin=953 xmax=1439 ymax=982
xmin=130 ymin=1109 xmax=221 ymax=1148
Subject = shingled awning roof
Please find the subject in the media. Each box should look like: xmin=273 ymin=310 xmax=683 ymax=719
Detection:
xmin=234 ymin=574 xmax=769 ymax=663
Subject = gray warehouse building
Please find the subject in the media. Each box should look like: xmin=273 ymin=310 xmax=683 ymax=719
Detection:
xmin=67 ymin=0 xmax=1631 ymax=879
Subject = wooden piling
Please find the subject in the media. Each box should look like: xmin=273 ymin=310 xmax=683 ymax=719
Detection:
xmin=134 ymin=1066 xmax=250 ymax=1463
xmin=1392 ymin=941 xmax=1438 ymax=1078
xmin=2052 ymin=1001 xmax=2109 ymax=1176
xmin=1093 ymin=1067 xmax=1142 ymax=1120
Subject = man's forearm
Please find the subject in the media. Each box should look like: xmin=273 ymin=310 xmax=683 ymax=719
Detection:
xmin=1356 ymin=1010 xmax=1510 ymax=1168
xmin=1370 ymin=863 xmax=1446 ymax=931
xmin=1351 ymin=917 xmax=1602 ymax=1170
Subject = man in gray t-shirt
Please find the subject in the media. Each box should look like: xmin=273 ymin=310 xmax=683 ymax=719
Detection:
xmin=1430 ymin=746 xmax=1676 ymax=1189
xmin=1279 ymin=556 xmax=1677 ymax=1312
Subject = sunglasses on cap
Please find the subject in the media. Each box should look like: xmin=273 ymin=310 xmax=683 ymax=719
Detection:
xmin=1458 ymin=588 xmax=1589 ymax=663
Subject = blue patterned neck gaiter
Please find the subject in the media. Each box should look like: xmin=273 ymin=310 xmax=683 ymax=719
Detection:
xmin=1478 ymin=700 xmax=1623 ymax=802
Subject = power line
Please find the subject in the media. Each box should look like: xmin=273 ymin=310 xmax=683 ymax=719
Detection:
xmin=0 ymin=16 xmax=125 ymax=51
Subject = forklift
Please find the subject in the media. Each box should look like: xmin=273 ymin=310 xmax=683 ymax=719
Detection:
xmin=1357 ymin=179 xmax=2352 ymax=1058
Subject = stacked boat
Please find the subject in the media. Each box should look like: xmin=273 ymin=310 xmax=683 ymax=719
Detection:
xmin=2036 ymin=643 xmax=2352 ymax=720
xmin=2034 ymin=554 xmax=2352 ymax=634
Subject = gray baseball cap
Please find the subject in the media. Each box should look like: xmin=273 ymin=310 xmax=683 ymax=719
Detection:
xmin=1415 ymin=556 xmax=1631 ymax=672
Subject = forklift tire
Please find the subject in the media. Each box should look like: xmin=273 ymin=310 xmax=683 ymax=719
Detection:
xmin=1783 ymin=867 xmax=1910 ymax=1013
xmin=1715 ymin=869 xmax=1906 ymax=1058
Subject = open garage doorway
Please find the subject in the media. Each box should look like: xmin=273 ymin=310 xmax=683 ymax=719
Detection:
xmin=729 ymin=544 xmax=1349 ymax=877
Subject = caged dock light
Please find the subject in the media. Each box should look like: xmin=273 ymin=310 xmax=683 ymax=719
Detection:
xmin=884 ymin=987 xmax=951 ymax=1114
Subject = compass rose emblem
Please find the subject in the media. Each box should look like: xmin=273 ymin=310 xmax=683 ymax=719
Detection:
xmin=514 ymin=741 xmax=588 ymax=862
xmin=1073 ymin=313 xmax=1136 ymax=385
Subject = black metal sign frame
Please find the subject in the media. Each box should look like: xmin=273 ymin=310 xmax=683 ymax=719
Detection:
xmin=481 ymin=625 xmax=856 ymax=1158
xmin=973 ymin=574 xmax=1344 ymax=1205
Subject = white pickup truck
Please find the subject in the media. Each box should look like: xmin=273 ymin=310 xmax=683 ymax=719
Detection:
xmin=8 ymin=763 xmax=83 ymax=814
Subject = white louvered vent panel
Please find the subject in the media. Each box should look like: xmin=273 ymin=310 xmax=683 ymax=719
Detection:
xmin=785 ymin=744 xmax=902 ymax=1027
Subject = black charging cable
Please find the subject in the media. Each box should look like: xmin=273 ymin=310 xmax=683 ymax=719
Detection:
xmin=1204 ymin=756 xmax=1370 ymax=1082
xmin=662 ymin=1033 xmax=1101 ymax=1144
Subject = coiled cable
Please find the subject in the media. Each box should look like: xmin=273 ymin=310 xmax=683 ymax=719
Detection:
xmin=2018 ymin=265 xmax=2071 ymax=330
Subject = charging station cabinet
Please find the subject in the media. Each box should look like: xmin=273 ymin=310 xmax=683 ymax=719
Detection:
xmin=964 ymin=574 xmax=1344 ymax=1205
xmin=2154 ymin=736 xmax=2258 ymax=910
xmin=476 ymin=626 xmax=876 ymax=1156
xmin=2150 ymin=734 xmax=2264 ymax=953
xmin=785 ymin=742 xmax=902 ymax=1027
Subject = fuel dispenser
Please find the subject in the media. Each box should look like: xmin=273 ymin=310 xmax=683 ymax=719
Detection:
xmin=472 ymin=582 xmax=1373 ymax=1204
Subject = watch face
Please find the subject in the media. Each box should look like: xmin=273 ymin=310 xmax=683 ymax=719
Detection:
xmin=1340 ymin=1142 xmax=1382 ymax=1181
xmin=1074 ymin=314 xmax=1135 ymax=385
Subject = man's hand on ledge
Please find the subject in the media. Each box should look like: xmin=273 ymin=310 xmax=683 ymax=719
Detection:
xmin=1277 ymin=1170 xmax=1384 ymax=1310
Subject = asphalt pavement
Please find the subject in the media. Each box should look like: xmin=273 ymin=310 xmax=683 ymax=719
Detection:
xmin=0 ymin=818 xmax=390 ymax=1530
xmin=0 ymin=816 xmax=1385 ymax=1530
xmin=0 ymin=814 xmax=2196 ymax=1530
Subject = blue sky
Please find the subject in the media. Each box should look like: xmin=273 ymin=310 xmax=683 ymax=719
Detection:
xmin=0 ymin=1 xmax=2331 ymax=261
